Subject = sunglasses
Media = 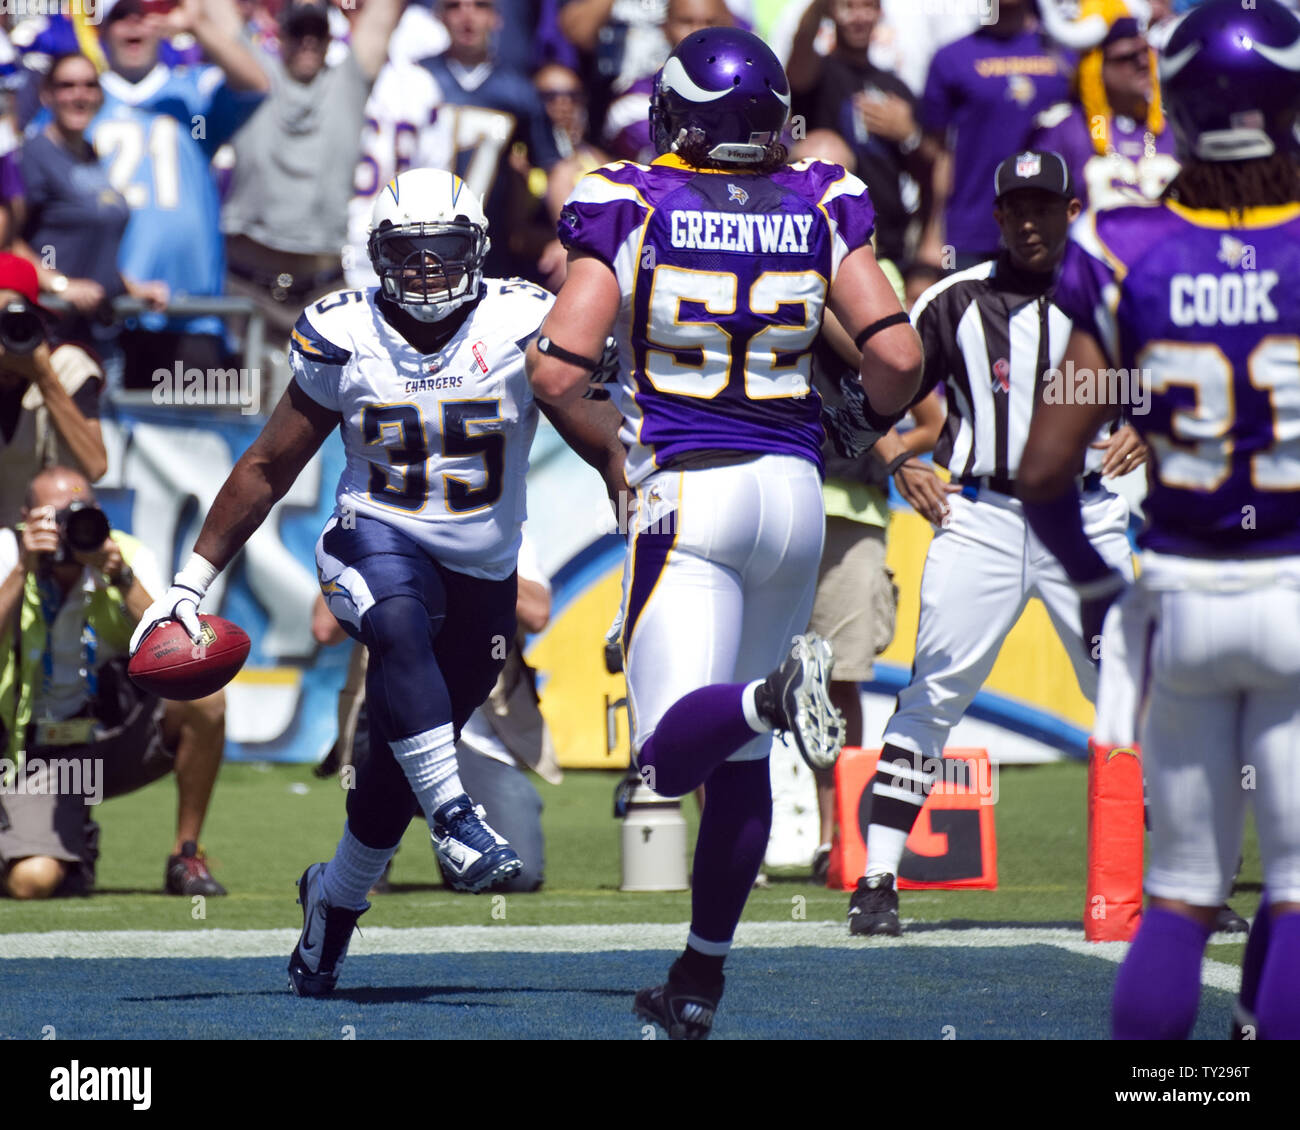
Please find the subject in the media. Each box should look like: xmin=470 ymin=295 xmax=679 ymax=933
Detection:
xmin=1103 ymin=48 xmax=1149 ymax=68
xmin=539 ymin=88 xmax=583 ymax=102
xmin=52 ymin=79 xmax=100 ymax=91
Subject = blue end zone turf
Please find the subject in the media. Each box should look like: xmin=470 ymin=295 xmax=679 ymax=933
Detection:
xmin=0 ymin=947 xmax=1234 ymax=1040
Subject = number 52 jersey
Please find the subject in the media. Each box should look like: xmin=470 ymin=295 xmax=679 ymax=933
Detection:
xmin=289 ymin=280 xmax=553 ymax=580
xmin=558 ymin=154 xmax=877 ymax=486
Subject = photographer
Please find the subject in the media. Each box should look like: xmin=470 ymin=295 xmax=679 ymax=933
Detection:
xmin=0 ymin=466 xmax=228 ymax=899
xmin=0 ymin=253 xmax=107 ymax=528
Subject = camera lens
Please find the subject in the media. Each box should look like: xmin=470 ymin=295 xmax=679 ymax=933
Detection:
xmin=0 ymin=301 xmax=45 ymax=355
xmin=63 ymin=503 xmax=110 ymax=552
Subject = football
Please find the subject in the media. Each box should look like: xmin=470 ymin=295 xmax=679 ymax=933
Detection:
xmin=128 ymin=614 xmax=251 ymax=701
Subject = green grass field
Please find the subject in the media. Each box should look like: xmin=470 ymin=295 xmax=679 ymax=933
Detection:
xmin=0 ymin=757 xmax=1261 ymax=970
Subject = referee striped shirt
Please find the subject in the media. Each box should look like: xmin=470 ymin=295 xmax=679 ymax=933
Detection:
xmin=911 ymin=251 xmax=1107 ymax=482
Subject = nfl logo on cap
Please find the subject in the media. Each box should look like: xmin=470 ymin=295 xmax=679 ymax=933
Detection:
xmin=1015 ymin=153 xmax=1041 ymax=178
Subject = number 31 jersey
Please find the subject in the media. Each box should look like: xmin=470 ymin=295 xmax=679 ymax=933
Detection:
xmin=1056 ymin=200 xmax=1300 ymax=559
xmin=289 ymin=280 xmax=553 ymax=580
xmin=558 ymin=155 xmax=877 ymax=486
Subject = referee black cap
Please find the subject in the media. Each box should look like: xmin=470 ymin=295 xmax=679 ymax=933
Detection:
xmin=993 ymin=150 xmax=1073 ymax=201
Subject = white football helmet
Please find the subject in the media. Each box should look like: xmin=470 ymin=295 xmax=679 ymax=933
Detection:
xmin=367 ymin=168 xmax=491 ymax=322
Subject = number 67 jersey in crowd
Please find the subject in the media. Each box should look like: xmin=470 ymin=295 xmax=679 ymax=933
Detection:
xmin=558 ymin=155 xmax=877 ymax=486
xmin=288 ymin=280 xmax=554 ymax=581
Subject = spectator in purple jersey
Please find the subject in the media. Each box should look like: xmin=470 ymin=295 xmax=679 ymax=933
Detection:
xmin=917 ymin=0 xmax=1072 ymax=270
xmin=17 ymin=54 xmax=168 ymax=352
xmin=602 ymin=0 xmax=731 ymax=164
xmin=1029 ymin=12 xmax=1178 ymax=210
xmin=1019 ymin=0 xmax=1300 ymax=1041
xmin=786 ymin=0 xmax=930 ymax=270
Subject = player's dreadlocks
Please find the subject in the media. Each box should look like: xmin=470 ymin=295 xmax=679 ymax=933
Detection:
xmin=674 ymin=128 xmax=789 ymax=176
xmin=1162 ymin=152 xmax=1300 ymax=213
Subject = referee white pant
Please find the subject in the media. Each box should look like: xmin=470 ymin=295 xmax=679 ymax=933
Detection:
xmin=884 ymin=485 xmax=1134 ymax=761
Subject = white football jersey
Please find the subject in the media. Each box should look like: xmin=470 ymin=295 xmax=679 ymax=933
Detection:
xmin=290 ymin=279 xmax=553 ymax=580
xmin=343 ymin=61 xmax=442 ymax=288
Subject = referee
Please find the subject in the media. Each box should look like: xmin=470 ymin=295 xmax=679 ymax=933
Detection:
xmin=847 ymin=150 xmax=1146 ymax=936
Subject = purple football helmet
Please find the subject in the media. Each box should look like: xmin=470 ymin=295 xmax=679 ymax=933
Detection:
xmin=650 ymin=26 xmax=792 ymax=165
xmin=1160 ymin=0 xmax=1300 ymax=162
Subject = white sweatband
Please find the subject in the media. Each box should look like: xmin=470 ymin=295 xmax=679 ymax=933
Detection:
xmin=174 ymin=552 xmax=219 ymax=597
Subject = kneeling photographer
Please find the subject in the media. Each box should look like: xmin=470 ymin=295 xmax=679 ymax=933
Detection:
xmin=0 ymin=466 xmax=228 ymax=899
xmin=0 ymin=253 xmax=108 ymax=528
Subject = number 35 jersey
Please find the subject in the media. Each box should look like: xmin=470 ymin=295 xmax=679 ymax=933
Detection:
xmin=558 ymin=155 xmax=877 ymax=486
xmin=1056 ymin=200 xmax=1300 ymax=559
xmin=289 ymin=280 xmax=552 ymax=580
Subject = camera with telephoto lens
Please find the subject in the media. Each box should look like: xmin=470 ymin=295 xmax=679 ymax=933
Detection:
xmin=48 ymin=502 xmax=111 ymax=565
xmin=0 ymin=299 xmax=45 ymax=355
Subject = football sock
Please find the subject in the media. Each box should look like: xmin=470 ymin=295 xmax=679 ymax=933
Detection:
xmin=1112 ymin=906 xmax=1211 ymax=1039
xmin=864 ymin=743 xmax=935 ymax=879
xmin=1235 ymin=892 xmax=1270 ymax=1035
xmin=1255 ymin=911 xmax=1300 ymax=1039
xmin=389 ymin=723 xmax=463 ymax=819
xmin=677 ymin=944 xmax=726 ymax=991
xmin=684 ymin=757 xmax=771 ymax=978
xmin=636 ymin=683 xmax=765 ymax=797
xmin=321 ymin=823 xmax=393 ymax=911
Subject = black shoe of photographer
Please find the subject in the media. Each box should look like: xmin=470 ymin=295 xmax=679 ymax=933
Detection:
xmin=165 ymin=841 xmax=227 ymax=896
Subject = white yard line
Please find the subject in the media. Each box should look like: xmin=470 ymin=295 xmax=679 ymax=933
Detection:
xmin=0 ymin=921 xmax=1241 ymax=990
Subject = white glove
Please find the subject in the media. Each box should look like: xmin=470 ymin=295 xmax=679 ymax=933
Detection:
xmin=128 ymin=553 xmax=219 ymax=655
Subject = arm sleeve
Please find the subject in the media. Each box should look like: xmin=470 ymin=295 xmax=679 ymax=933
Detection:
xmin=818 ymin=167 xmax=876 ymax=278
xmin=557 ymin=166 xmax=649 ymax=274
xmin=1054 ymin=218 xmax=1123 ymax=365
xmin=288 ymin=308 xmax=352 ymax=412
xmin=918 ymin=46 xmax=955 ymax=137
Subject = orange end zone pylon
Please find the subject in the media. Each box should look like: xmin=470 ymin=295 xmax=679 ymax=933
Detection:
xmin=1085 ymin=738 xmax=1144 ymax=941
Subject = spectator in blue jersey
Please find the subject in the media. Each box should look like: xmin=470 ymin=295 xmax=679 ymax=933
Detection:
xmin=916 ymin=0 xmax=1072 ymax=270
xmin=93 ymin=0 xmax=268 ymax=391
xmin=417 ymin=0 xmax=560 ymax=282
xmin=18 ymin=53 xmax=169 ymax=355
xmin=222 ymin=0 xmax=405 ymax=343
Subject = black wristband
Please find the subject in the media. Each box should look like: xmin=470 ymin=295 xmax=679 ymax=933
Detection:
xmin=537 ymin=335 xmax=599 ymax=372
xmin=885 ymin=452 xmax=914 ymax=476
xmin=854 ymin=311 xmax=911 ymax=351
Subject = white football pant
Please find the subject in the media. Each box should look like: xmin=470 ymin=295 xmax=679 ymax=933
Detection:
xmin=622 ymin=454 xmax=825 ymax=763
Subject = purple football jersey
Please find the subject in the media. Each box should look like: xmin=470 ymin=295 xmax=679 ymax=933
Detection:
xmin=1056 ymin=201 xmax=1300 ymax=558
xmin=920 ymin=29 xmax=1072 ymax=257
xmin=1028 ymin=102 xmax=1178 ymax=210
xmin=558 ymin=155 xmax=876 ymax=485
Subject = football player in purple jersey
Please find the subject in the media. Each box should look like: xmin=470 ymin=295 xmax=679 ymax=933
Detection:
xmin=527 ymin=26 xmax=922 ymax=1038
xmin=1018 ymin=0 xmax=1300 ymax=1040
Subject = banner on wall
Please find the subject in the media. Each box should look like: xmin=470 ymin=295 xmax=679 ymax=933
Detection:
xmin=96 ymin=402 xmax=351 ymax=764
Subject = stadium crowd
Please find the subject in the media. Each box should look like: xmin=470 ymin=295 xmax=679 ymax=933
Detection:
xmin=0 ymin=0 xmax=1225 ymax=371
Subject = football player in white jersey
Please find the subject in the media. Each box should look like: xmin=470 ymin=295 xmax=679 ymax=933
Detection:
xmin=130 ymin=168 xmax=625 ymax=997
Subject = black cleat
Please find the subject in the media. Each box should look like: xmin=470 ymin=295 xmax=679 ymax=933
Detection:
xmin=848 ymin=872 xmax=902 ymax=937
xmin=288 ymin=863 xmax=369 ymax=997
xmin=165 ymin=841 xmax=227 ymax=896
xmin=634 ymin=960 xmax=724 ymax=1040
xmin=1214 ymin=903 xmax=1249 ymax=934
xmin=754 ymin=633 xmax=845 ymax=772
